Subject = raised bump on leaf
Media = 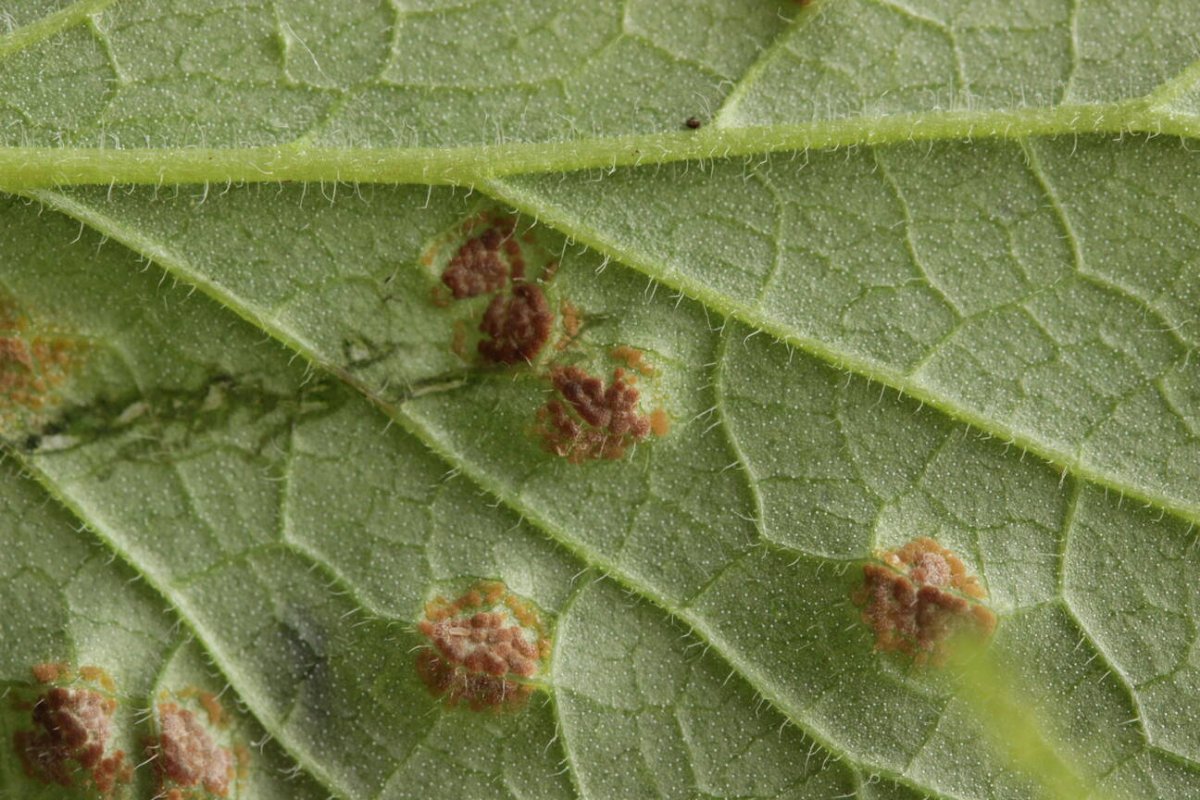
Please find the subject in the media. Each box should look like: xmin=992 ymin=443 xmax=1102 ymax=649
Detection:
xmin=558 ymin=300 xmax=582 ymax=349
xmin=10 ymin=663 xmax=130 ymax=798
xmin=478 ymin=282 xmax=554 ymax=365
xmin=536 ymin=361 xmax=666 ymax=463
xmin=854 ymin=537 xmax=997 ymax=665
xmin=0 ymin=295 xmax=85 ymax=439
xmin=440 ymin=217 xmax=518 ymax=299
xmin=147 ymin=689 xmax=240 ymax=799
xmin=415 ymin=580 xmax=551 ymax=712
xmin=424 ymin=211 xmax=560 ymax=366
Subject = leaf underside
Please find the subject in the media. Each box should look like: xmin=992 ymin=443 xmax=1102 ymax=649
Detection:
xmin=1 ymin=2 xmax=1200 ymax=800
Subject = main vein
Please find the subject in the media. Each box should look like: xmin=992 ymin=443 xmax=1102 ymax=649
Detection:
xmin=0 ymin=102 xmax=1195 ymax=190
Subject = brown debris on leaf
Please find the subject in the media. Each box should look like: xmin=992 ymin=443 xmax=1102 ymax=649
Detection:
xmin=415 ymin=580 xmax=551 ymax=711
xmin=150 ymin=701 xmax=234 ymax=798
xmin=537 ymin=364 xmax=661 ymax=462
xmin=854 ymin=537 xmax=996 ymax=665
xmin=428 ymin=212 xmax=672 ymax=461
xmin=12 ymin=664 xmax=130 ymax=797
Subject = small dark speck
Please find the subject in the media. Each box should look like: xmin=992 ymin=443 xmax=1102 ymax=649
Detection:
xmin=685 ymin=117 xmax=702 ymax=130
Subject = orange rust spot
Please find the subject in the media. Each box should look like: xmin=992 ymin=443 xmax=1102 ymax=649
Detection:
xmin=0 ymin=296 xmax=85 ymax=435
xmin=234 ymin=743 xmax=250 ymax=781
xmin=32 ymin=662 xmax=69 ymax=684
xmin=415 ymin=580 xmax=549 ymax=712
xmin=77 ymin=666 xmax=115 ymax=693
xmin=13 ymin=681 xmax=128 ymax=797
xmin=853 ymin=538 xmax=996 ymax=666
xmin=558 ymin=300 xmax=582 ymax=350
xmin=152 ymin=703 xmax=233 ymax=797
xmin=198 ymin=692 xmax=226 ymax=729
xmin=536 ymin=365 xmax=653 ymax=462
xmin=450 ymin=319 xmax=469 ymax=359
xmin=484 ymin=583 xmax=505 ymax=604
xmin=429 ymin=285 xmax=452 ymax=308
xmin=611 ymin=345 xmax=655 ymax=377
xmin=649 ymin=408 xmax=670 ymax=437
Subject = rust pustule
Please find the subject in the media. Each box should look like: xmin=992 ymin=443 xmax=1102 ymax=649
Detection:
xmin=611 ymin=345 xmax=656 ymax=377
xmin=440 ymin=223 xmax=516 ymax=299
xmin=149 ymin=701 xmax=234 ymax=798
xmin=478 ymin=283 xmax=554 ymax=365
xmin=428 ymin=212 xmax=559 ymax=366
xmin=415 ymin=581 xmax=550 ymax=712
xmin=854 ymin=537 xmax=996 ymax=665
xmin=537 ymin=364 xmax=661 ymax=462
xmin=0 ymin=297 xmax=85 ymax=436
xmin=12 ymin=664 xmax=129 ymax=797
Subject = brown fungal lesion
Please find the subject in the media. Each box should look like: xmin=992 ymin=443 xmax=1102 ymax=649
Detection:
xmin=11 ymin=663 xmax=131 ymax=797
xmin=423 ymin=211 xmax=674 ymax=463
xmin=854 ymin=537 xmax=997 ymax=666
xmin=150 ymin=703 xmax=233 ymax=798
xmin=478 ymin=282 xmax=554 ymax=365
xmin=536 ymin=353 xmax=671 ymax=463
xmin=536 ymin=365 xmax=655 ymax=463
xmin=145 ymin=688 xmax=240 ymax=800
xmin=0 ymin=295 xmax=86 ymax=437
xmin=415 ymin=580 xmax=551 ymax=712
xmin=440 ymin=219 xmax=519 ymax=300
xmin=427 ymin=211 xmax=558 ymax=366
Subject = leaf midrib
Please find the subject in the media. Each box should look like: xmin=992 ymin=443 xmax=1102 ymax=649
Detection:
xmin=0 ymin=101 xmax=1195 ymax=191
xmin=3 ymin=0 xmax=1200 ymax=193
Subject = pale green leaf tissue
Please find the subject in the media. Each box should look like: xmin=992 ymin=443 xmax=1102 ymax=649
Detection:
xmin=0 ymin=2 xmax=1198 ymax=799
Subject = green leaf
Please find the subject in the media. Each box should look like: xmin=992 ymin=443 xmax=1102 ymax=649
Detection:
xmin=0 ymin=2 xmax=1198 ymax=799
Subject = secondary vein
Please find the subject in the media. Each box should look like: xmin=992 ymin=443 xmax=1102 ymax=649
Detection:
xmin=480 ymin=175 xmax=1200 ymax=532
xmin=0 ymin=0 xmax=122 ymax=61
